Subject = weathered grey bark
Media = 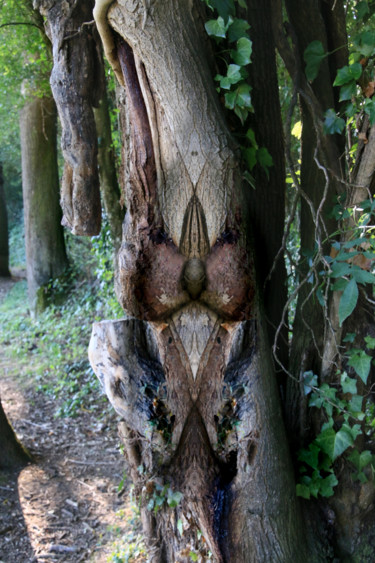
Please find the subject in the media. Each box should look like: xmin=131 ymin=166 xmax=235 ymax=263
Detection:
xmin=0 ymin=396 xmax=31 ymax=469
xmin=34 ymin=0 xmax=102 ymax=236
xmin=0 ymin=163 xmax=11 ymax=277
xmin=20 ymin=96 xmax=68 ymax=314
xmin=89 ymin=1 xmax=310 ymax=561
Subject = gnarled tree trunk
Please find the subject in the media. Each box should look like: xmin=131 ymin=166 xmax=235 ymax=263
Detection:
xmin=0 ymin=396 xmax=31 ymax=469
xmin=89 ymin=1 xmax=309 ymax=560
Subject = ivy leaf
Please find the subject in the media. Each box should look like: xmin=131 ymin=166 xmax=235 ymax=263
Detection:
xmin=167 ymin=490 xmax=183 ymax=508
xmin=315 ymin=427 xmax=353 ymax=461
xmin=205 ymin=17 xmax=229 ymax=38
xmin=339 ymin=81 xmax=357 ymax=101
xmin=339 ymin=278 xmax=358 ymax=326
xmin=356 ymin=1 xmax=370 ymax=20
xmin=257 ymin=147 xmax=273 ymax=170
xmin=351 ymin=268 xmax=375 ymax=284
xmin=334 ymin=63 xmax=363 ymax=86
xmin=340 ymin=372 xmax=357 ymax=395
xmin=365 ymin=335 xmax=375 ymax=349
xmin=303 ymin=371 xmax=318 ymax=395
xmin=243 ymin=147 xmax=257 ymax=170
xmin=227 ymin=18 xmax=250 ymax=42
xmin=348 ymin=350 xmax=371 ymax=384
xmin=236 ymin=82 xmax=252 ymax=107
xmin=348 ymin=449 xmax=373 ymax=471
xmin=231 ymin=37 xmax=253 ymax=66
xmin=234 ymin=105 xmax=249 ymax=124
xmin=348 ymin=394 xmax=364 ymax=416
xmin=304 ymin=40 xmax=326 ymax=81
xmin=296 ymin=483 xmax=311 ymax=499
xmin=218 ymin=64 xmax=242 ymax=89
xmin=323 ymin=109 xmax=345 ymax=135
xmin=189 ymin=552 xmax=199 ymax=562
xmin=209 ymin=0 xmax=235 ymax=21
xmin=353 ymin=30 xmax=375 ymax=57
xmin=319 ymin=473 xmax=338 ymax=497
xmin=298 ymin=444 xmax=320 ymax=470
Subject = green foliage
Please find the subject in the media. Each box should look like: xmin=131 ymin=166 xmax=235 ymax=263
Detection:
xmin=0 ymin=221 xmax=123 ymax=419
xmin=304 ymin=40 xmax=327 ymax=82
xmin=146 ymin=482 xmax=183 ymax=514
xmin=202 ymin=0 xmax=273 ymax=178
xmin=297 ymin=364 xmax=375 ymax=499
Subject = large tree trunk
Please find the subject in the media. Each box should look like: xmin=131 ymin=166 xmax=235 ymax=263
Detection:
xmin=0 ymin=396 xmax=31 ymax=469
xmin=0 ymin=163 xmax=11 ymax=277
xmin=20 ymin=96 xmax=68 ymax=314
xmin=89 ymin=1 xmax=310 ymax=560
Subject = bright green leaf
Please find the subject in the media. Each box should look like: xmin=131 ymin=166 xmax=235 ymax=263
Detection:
xmin=365 ymin=335 xmax=375 ymax=349
xmin=339 ymin=278 xmax=358 ymax=326
xmin=291 ymin=120 xmax=302 ymax=139
xmin=205 ymin=17 xmax=228 ymax=38
xmin=177 ymin=518 xmax=183 ymax=536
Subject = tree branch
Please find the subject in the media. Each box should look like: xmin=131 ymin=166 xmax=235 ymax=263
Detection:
xmin=0 ymin=21 xmax=44 ymax=32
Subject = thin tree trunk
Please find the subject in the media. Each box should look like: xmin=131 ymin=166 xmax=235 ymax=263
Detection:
xmin=20 ymin=96 xmax=68 ymax=314
xmin=93 ymin=43 xmax=124 ymax=250
xmin=0 ymin=396 xmax=31 ymax=469
xmin=0 ymin=163 xmax=11 ymax=277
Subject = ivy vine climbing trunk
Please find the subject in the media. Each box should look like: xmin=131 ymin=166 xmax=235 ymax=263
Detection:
xmin=89 ymin=1 xmax=309 ymax=561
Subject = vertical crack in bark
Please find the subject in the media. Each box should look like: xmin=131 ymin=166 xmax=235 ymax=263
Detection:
xmin=116 ymin=34 xmax=157 ymax=222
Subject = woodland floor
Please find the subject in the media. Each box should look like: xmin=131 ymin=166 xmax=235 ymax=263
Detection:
xmin=0 ymin=273 xmax=146 ymax=563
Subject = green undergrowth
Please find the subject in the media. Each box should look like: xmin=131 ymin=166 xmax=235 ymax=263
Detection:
xmin=0 ymin=224 xmax=124 ymax=419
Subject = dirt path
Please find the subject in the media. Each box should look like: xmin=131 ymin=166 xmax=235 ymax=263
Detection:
xmin=0 ymin=275 xmax=143 ymax=563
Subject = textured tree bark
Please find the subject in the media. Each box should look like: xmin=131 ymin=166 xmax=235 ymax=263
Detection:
xmin=0 ymin=396 xmax=31 ymax=469
xmin=89 ymin=1 xmax=310 ymax=560
xmin=20 ymin=96 xmax=68 ymax=314
xmin=34 ymin=0 xmax=102 ymax=236
xmin=0 ymin=163 xmax=11 ymax=277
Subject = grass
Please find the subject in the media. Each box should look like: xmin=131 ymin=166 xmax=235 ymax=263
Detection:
xmin=0 ymin=223 xmax=123 ymax=418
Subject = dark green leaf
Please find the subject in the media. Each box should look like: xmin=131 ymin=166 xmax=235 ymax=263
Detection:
xmin=298 ymin=444 xmax=320 ymax=470
xmin=339 ymin=278 xmax=358 ymax=326
xmin=334 ymin=63 xmax=362 ymax=86
xmin=243 ymin=147 xmax=257 ymax=170
xmin=315 ymin=427 xmax=353 ymax=461
xmin=319 ymin=473 xmax=338 ymax=497
xmin=303 ymin=371 xmax=318 ymax=395
xmin=323 ymin=109 xmax=345 ymax=135
xmin=351 ymin=268 xmax=375 ymax=284
xmin=339 ymin=81 xmax=357 ymax=101
xmin=209 ymin=0 xmax=235 ymax=21
xmin=227 ymin=18 xmax=250 ymax=42
xmin=296 ymin=483 xmax=311 ymax=499
xmin=257 ymin=147 xmax=273 ymax=170
xmin=304 ymin=40 xmax=326 ymax=81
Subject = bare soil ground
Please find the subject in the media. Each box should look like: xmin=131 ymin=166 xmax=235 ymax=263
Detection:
xmin=0 ymin=274 xmax=143 ymax=563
